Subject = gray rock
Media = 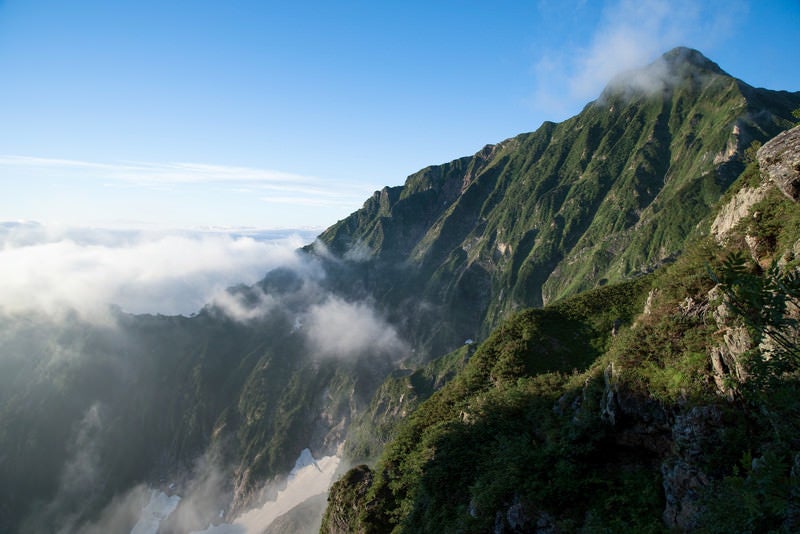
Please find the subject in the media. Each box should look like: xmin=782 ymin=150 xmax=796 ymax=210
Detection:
xmin=661 ymin=459 xmax=709 ymax=530
xmin=758 ymin=125 xmax=800 ymax=202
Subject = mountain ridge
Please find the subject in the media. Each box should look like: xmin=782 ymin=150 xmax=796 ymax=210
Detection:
xmin=314 ymin=47 xmax=800 ymax=359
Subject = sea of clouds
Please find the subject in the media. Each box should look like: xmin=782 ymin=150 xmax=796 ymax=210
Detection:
xmin=0 ymin=221 xmax=319 ymax=322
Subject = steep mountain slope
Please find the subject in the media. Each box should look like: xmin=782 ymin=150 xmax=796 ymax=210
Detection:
xmin=322 ymin=126 xmax=800 ymax=532
xmin=316 ymin=48 xmax=799 ymax=359
xmin=0 ymin=273 xmax=396 ymax=532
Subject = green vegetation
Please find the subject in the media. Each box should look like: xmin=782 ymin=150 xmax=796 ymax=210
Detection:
xmin=325 ymin=280 xmax=668 ymax=532
xmin=317 ymin=48 xmax=800 ymax=361
xmin=325 ymin=231 xmax=800 ymax=532
xmin=323 ymin=117 xmax=800 ymax=531
xmin=344 ymin=345 xmax=472 ymax=463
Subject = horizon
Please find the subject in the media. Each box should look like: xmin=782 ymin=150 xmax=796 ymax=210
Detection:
xmin=1 ymin=0 xmax=799 ymax=318
xmin=1 ymin=0 xmax=798 ymax=231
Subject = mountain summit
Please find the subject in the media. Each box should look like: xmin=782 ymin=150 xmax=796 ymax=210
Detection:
xmin=315 ymin=47 xmax=800 ymax=358
xmin=320 ymin=62 xmax=800 ymax=534
xmin=601 ymin=47 xmax=728 ymax=99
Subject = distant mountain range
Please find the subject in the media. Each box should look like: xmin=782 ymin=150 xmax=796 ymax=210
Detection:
xmin=1 ymin=47 xmax=799 ymax=533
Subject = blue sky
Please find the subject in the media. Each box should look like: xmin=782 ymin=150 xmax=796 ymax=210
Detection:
xmin=0 ymin=0 xmax=798 ymax=230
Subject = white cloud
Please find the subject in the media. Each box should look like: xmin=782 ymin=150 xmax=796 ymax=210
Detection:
xmin=208 ymin=288 xmax=279 ymax=323
xmin=196 ymin=448 xmax=340 ymax=534
xmin=0 ymin=223 xmax=310 ymax=321
xmin=261 ymin=195 xmax=357 ymax=207
xmin=0 ymin=156 xmax=373 ymax=216
xmin=531 ymin=0 xmax=747 ymax=117
xmin=304 ymin=296 xmax=407 ymax=359
xmin=0 ymin=155 xmax=314 ymax=185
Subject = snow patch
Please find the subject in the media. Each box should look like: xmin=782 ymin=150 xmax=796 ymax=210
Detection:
xmin=131 ymin=490 xmax=181 ymax=534
xmin=192 ymin=448 xmax=340 ymax=534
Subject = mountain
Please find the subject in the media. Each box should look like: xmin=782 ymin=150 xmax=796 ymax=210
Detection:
xmin=0 ymin=283 xmax=393 ymax=532
xmin=314 ymin=47 xmax=799 ymax=359
xmin=0 ymin=47 xmax=799 ymax=533
xmin=321 ymin=124 xmax=800 ymax=532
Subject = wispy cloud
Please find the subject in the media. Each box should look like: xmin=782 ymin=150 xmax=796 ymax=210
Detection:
xmin=0 ymin=155 xmax=375 ymax=221
xmin=531 ymin=0 xmax=747 ymax=117
xmin=261 ymin=195 xmax=357 ymax=207
xmin=0 ymin=155 xmax=315 ymax=184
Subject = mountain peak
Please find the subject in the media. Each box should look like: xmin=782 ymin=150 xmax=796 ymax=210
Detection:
xmin=660 ymin=46 xmax=727 ymax=75
xmin=601 ymin=46 xmax=730 ymax=100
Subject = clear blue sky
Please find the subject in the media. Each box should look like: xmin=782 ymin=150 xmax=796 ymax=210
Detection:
xmin=0 ymin=0 xmax=798 ymax=230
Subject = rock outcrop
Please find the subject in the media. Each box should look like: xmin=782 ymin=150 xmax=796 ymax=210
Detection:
xmin=710 ymin=183 xmax=770 ymax=243
xmin=758 ymin=124 xmax=800 ymax=201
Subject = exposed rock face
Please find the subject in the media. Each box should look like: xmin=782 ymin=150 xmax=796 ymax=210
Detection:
xmin=599 ymin=370 xmax=721 ymax=531
xmin=710 ymin=183 xmax=770 ymax=243
xmin=758 ymin=124 xmax=800 ymax=201
xmin=707 ymin=285 xmax=751 ymax=398
xmin=661 ymin=459 xmax=710 ymax=529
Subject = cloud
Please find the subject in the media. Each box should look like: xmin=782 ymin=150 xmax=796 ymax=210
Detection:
xmin=197 ymin=448 xmax=340 ymax=534
xmin=209 ymin=288 xmax=280 ymax=323
xmin=72 ymin=452 xmax=231 ymax=534
xmin=261 ymin=195 xmax=357 ymax=207
xmin=531 ymin=0 xmax=747 ymax=117
xmin=19 ymin=403 xmax=109 ymax=533
xmin=160 ymin=454 xmax=233 ymax=533
xmin=304 ymin=296 xmax=407 ymax=359
xmin=0 ymin=222 xmax=312 ymax=322
xmin=0 ymin=156 xmax=373 ymax=214
xmin=79 ymin=485 xmax=153 ymax=534
xmin=0 ymin=156 xmax=314 ymax=184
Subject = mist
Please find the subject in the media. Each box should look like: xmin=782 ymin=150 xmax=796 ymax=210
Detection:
xmin=531 ymin=0 xmax=747 ymax=117
xmin=0 ymin=222 xmax=317 ymax=321
xmin=0 ymin=221 xmax=412 ymax=534
xmin=304 ymin=296 xmax=407 ymax=359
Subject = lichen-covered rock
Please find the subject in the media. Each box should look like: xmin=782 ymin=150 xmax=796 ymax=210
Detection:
xmin=707 ymin=285 xmax=752 ymax=397
xmin=672 ymin=406 xmax=724 ymax=460
xmin=758 ymin=124 xmax=800 ymax=201
xmin=660 ymin=405 xmax=728 ymax=530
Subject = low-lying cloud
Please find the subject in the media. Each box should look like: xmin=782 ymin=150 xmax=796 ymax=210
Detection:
xmin=0 ymin=222 xmax=315 ymax=322
xmin=2 ymin=223 xmax=412 ymax=533
xmin=304 ymin=296 xmax=407 ymax=358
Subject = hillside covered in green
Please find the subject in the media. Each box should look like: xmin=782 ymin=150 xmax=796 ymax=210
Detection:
xmin=322 ymin=124 xmax=800 ymax=532
xmin=315 ymin=47 xmax=799 ymax=359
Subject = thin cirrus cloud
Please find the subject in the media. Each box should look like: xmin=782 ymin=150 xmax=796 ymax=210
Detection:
xmin=0 ymin=155 xmax=314 ymax=184
xmin=0 ymin=154 xmax=370 ymax=211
